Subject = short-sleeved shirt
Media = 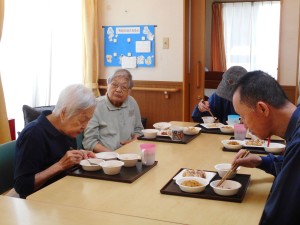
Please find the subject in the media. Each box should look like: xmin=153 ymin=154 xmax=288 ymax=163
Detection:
xmin=257 ymin=106 xmax=300 ymax=225
xmin=82 ymin=95 xmax=143 ymax=151
xmin=191 ymin=93 xmax=237 ymax=124
xmin=14 ymin=111 xmax=77 ymax=198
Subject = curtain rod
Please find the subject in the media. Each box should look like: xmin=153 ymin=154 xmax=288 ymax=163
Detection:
xmin=102 ymin=25 xmax=157 ymax=28
xmin=212 ymin=0 xmax=279 ymax=3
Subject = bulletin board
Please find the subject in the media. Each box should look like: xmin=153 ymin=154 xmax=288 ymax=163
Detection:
xmin=103 ymin=25 xmax=155 ymax=68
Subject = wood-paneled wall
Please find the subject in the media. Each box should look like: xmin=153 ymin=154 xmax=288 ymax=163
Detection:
xmin=98 ymin=79 xmax=184 ymax=128
xmin=98 ymin=79 xmax=297 ymax=128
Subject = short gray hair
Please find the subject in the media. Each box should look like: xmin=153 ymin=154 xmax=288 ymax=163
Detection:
xmin=52 ymin=84 xmax=96 ymax=119
xmin=107 ymin=69 xmax=134 ymax=89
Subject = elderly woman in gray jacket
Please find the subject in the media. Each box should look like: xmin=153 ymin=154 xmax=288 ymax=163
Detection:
xmin=83 ymin=69 xmax=144 ymax=152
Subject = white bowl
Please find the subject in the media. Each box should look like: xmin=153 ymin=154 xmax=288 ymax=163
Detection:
xmin=202 ymin=116 xmax=215 ymax=123
xmin=183 ymin=127 xmax=201 ymax=135
xmin=153 ymin=122 xmax=171 ymax=130
xmin=214 ymin=163 xmax=240 ymax=179
xmin=220 ymin=125 xmax=234 ymax=134
xmin=210 ymin=180 xmax=242 ymax=196
xmin=264 ymin=142 xmax=285 ymax=153
xmin=117 ymin=153 xmax=141 ymax=167
xmin=176 ymin=177 xmax=209 ymax=193
xmin=99 ymin=160 xmax=124 ymax=175
xmin=95 ymin=152 xmax=119 ymax=160
xmin=221 ymin=140 xmax=243 ymax=150
xmin=141 ymin=129 xmax=159 ymax=139
xmin=80 ymin=158 xmax=104 ymax=171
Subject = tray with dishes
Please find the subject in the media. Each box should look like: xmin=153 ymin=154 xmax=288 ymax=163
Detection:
xmin=160 ymin=168 xmax=251 ymax=203
xmin=222 ymin=137 xmax=286 ymax=155
xmin=197 ymin=123 xmax=233 ymax=135
xmin=68 ymin=160 xmax=157 ymax=183
xmin=138 ymin=129 xmax=200 ymax=144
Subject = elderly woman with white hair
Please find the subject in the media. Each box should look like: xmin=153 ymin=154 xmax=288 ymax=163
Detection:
xmin=14 ymin=84 xmax=96 ymax=198
xmin=83 ymin=69 xmax=144 ymax=152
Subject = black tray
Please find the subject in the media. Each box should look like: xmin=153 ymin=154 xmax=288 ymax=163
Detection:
xmin=68 ymin=161 xmax=157 ymax=183
xmin=137 ymin=133 xmax=200 ymax=144
xmin=160 ymin=168 xmax=251 ymax=203
xmin=222 ymin=137 xmax=285 ymax=155
xmin=196 ymin=124 xmax=232 ymax=135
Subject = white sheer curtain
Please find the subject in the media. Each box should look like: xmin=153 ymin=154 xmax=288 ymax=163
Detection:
xmin=0 ymin=0 xmax=82 ymax=133
xmin=223 ymin=1 xmax=280 ymax=78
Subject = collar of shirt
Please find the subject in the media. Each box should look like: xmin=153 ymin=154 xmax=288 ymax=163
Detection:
xmin=104 ymin=94 xmax=129 ymax=111
xmin=285 ymin=105 xmax=300 ymax=143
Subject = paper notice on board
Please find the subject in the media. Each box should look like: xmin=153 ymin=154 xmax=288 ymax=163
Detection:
xmin=121 ymin=56 xmax=137 ymax=69
xmin=136 ymin=41 xmax=151 ymax=53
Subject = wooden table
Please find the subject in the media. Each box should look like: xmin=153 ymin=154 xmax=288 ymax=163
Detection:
xmin=0 ymin=195 xmax=176 ymax=225
xmin=27 ymin=122 xmax=274 ymax=225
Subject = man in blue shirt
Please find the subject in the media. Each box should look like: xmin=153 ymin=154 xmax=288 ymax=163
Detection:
xmin=232 ymin=70 xmax=300 ymax=225
xmin=192 ymin=66 xmax=247 ymax=124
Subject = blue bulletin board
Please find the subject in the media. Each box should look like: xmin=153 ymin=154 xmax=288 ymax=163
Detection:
xmin=103 ymin=25 xmax=155 ymax=68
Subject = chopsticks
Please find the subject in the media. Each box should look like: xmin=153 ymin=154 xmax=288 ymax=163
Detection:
xmin=267 ymin=137 xmax=271 ymax=147
xmin=217 ymin=150 xmax=250 ymax=187
xmin=201 ymin=99 xmax=217 ymax=122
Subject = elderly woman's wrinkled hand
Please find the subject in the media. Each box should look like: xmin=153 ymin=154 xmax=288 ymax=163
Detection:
xmin=58 ymin=150 xmax=85 ymax=170
xmin=198 ymin=100 xmax=210 ymax=112
xmin=232 ymin=149 xmax=262 ymax=168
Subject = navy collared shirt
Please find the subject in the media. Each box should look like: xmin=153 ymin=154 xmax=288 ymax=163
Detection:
xmin=258 ymin=105 xmax=300 ymax=225
xmin=14 ymin=111 xmax=76 ymax=198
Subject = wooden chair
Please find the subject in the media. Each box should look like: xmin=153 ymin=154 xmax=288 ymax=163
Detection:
xmin=0 ymin=140 xmax=16 ymax=194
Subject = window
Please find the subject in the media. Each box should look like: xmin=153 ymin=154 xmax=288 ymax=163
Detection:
xmin=0 ymin=0 xmax=82 ymax=133
xmin=223 ymin=1 xmax=280 ymax=78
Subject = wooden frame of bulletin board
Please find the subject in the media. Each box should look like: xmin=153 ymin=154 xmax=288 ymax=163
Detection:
xmin=103 ymin=25 xmax=155 ymax=68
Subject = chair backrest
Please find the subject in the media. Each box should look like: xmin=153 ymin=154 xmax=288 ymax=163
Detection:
xmin=0 ymin=140 xmax=16 ymax=194
xmin=22 ymin=105 xmax=55 ymax=126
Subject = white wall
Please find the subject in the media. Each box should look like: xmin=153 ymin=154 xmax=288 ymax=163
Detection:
xmin=98 ymin=0 xmax=184 ymax=82
xmin=98 ymin=0 xmax=300 ymax=86
xmin=278 ymin=0 xmax=300 ymax=86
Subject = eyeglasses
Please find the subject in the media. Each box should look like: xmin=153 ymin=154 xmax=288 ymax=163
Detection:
xmin=110 ymin=82 xmax=129 ymax=92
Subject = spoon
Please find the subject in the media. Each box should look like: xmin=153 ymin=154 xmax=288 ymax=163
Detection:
xmin=87 ymin=158 xmax=99 ymax=166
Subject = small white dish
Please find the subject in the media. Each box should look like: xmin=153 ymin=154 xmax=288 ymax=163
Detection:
xmin=220 ymin=125 xmax=234 ymax=134
xmin=214 ymin=163 xmax=240 ymax=179
xmin=153 ymin=122 xmax=172 ymax=130
xmin=173 ymin=169 xmax=216 ymax=182
xmin=80 ymin=158 xmax=104 ymax=171
xmin=95 ymin=152 xmax=119 ymax=160
xmin=200 ymin=123 xmax=224 ymax=129
xmin=210 ymin=180 xmax=242 ymax=196
xmin=221 ymin=140 xmax=244 ymax=150
xmin=183 ymin=127 xmax=201 ymax=135
xmin=100 ymin=160 xmax=124 ymax=175
xmin=141 ymin=129 xmax=159 ymax=139
xmin=202 ymin=116 xmax=215 ymax=123
xmin=176 ymin=177 xmax=209 ymax=193
xmin=117 ymin=153 xmax=141 ymax=167
xmin=264 ymin=142 xmax=285 ymax=153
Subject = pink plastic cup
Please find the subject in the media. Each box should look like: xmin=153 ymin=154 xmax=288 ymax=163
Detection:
xmin=234 ymin=124 xmax=247 ymax=140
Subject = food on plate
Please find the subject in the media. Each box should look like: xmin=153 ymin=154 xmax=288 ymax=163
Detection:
xmin=228 ymin=141 xmax=240 ymax=145
xmin=160 ymin=129 xmax=171 ymax=136
xmin=181 ymin=180 xmax=203 ymax=187
xmin=182 ymin=169 xmax=206 ymax=178
xmin=245 ymin=139 xmax=264 ymax=146
xmin=206 ymin=123 xmax=219 ymax=128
